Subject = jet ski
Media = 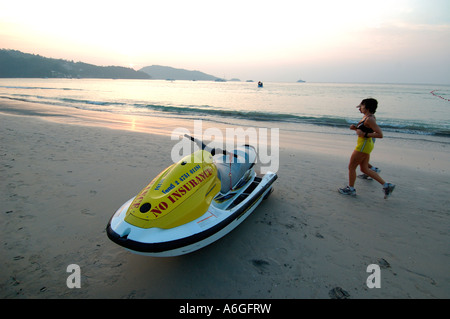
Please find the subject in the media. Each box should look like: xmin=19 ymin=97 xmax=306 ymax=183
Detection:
xmin=106 ymin=134 xmax=277 ymax=257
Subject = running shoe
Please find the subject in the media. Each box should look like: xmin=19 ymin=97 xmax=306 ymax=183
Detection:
xmin=358 ymin=167 xmax=381 ymax=180
xmin=383 ymin=183 xmax=396 ymax=199
xmin=339 ymin=186 xmax=356 ymax=196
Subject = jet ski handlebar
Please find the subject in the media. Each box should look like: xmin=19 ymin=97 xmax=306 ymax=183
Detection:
xmin=184 ymin=134 xmax=239 ymax=158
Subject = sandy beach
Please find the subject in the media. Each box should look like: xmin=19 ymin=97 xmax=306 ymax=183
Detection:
xmin=1 ymin=100 xmax=449 ymax=299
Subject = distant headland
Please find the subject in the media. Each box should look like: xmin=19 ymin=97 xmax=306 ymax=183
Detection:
xmin=0 ymin=49 xmax=149 ymax=79
xmin=139 ymin=65 xmax=224 ymax=81
xmin=0 ymin=49 xmax=306 ymax=83
xmin=0 ymin=50 xmax=225 ymax=81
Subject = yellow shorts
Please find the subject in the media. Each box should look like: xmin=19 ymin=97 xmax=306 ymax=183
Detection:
xmin=355 ymin=137 xmax=374 ymax=154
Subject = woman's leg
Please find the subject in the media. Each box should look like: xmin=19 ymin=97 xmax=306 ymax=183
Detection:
xmin=348 ymin=151 xmax=366 ymax=187
xmin=360 ymin=155 xmax=386 ymax=185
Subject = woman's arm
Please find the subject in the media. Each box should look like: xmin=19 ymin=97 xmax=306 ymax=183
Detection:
xmin=359 ymin=117 xmax=383 ymax=139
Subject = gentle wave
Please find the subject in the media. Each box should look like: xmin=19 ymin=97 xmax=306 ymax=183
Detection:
xmin=0 ymin=85 xmax=84 ymax=91
xmin=135 ymin=103 xmax=450 ymax=137
xmin=60 ymin=97 xmax=125 ymax=106
xmin=135 ymin=102 xmax=350 ymax=125
xmin=1 ymin=94 xmax=125 ymax=107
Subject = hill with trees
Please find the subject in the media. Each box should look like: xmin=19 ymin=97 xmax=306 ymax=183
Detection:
xmin=0 ymin=49 xmax=150 ymax=79
xmin=139 ymin=65 xmax=223 ymax=81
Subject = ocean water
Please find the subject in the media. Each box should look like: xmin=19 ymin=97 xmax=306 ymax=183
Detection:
xmin=1 ymin=78 xmax=449 ymax=138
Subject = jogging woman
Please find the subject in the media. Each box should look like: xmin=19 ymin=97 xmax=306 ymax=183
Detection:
xmin=339 ymin=98 xmax=395 ymax=199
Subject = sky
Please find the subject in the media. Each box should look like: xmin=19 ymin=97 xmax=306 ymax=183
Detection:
xmin=1 ymin=0 xmax=449 ymax=84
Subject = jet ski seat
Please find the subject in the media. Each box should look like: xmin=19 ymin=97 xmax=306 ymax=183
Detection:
xmin=215 ymin=145 xmax=256 ymax=193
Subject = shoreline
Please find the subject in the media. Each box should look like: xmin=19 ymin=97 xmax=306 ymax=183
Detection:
xmin=1 ymin=98 xmax=448 ymax=174
xmin=1 ymin=101 xmax=449 ymax=298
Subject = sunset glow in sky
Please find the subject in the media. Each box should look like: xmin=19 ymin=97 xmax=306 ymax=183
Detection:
xmin=1 ymin=0 xmax=449 ymax=83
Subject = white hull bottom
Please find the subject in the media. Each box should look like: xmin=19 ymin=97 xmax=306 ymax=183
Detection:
xmin=130 ymin=185 xmax=272 ymax=257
